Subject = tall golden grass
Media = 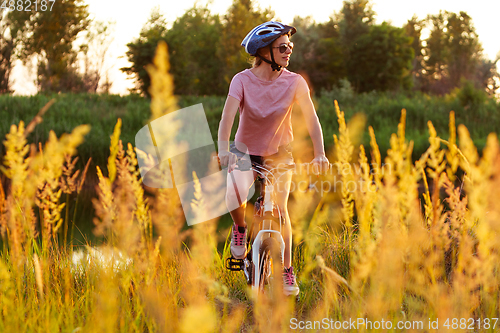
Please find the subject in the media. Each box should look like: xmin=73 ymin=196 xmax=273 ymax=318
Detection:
xmin=1 ymin=40 xmax=499 ymax=332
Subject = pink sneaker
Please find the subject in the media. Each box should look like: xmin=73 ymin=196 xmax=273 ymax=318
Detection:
xmin=230 ymin=223 xmax=247 ymax=259
xmin=283 ymin=266 xmax=299 ymax=296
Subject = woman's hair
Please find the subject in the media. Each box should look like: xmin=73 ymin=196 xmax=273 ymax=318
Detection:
xmin=250 ymin=32 xmax=292 ymax=68
xmin=251 ymin=56 xmax=263 ymax=68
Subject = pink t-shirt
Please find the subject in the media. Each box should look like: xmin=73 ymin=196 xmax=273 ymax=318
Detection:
xmin=228 ymin=68 xmax=309 ymax=156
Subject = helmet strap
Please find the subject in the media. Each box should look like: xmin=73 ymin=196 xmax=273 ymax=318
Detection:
xmin=268 ymin=45 xmax=282 ymax=71
xmin=257 ymin=46 xmax=282 ymax=72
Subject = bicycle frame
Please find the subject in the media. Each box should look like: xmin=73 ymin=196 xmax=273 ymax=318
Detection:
xmin=224 ymin=156 xmax=327 ymax=296
xmin=245 ymin=163 xmax=289 ymax=292
xmin=224 ymin=157 xmax=294 ymax=293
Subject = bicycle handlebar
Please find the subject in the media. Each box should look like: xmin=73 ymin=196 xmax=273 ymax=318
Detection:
xmin=214 ymin=154 xmax=330 ymax=181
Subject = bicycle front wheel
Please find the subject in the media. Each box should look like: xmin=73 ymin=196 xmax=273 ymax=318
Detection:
xmin=258 ymin=237 xmax=283 ymax=293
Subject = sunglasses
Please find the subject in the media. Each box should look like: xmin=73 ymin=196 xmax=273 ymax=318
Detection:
xmin=273 ymin=42 xmax=294 ymax=53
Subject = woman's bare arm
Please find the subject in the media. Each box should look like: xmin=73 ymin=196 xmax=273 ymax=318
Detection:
xmin=296 ymin=92 xmax=329 ymax=172
xmin=296 ymin=92 xmax=326 ymax=157
xmin=217 ymin=96 xmax=240 ymax=165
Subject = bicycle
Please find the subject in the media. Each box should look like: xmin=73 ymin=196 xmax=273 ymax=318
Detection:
xmin=224 ymin=157 xmax=295 ymax=296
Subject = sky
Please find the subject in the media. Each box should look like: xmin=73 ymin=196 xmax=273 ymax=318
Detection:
xmin=10 ymin=0 xmax=500 ymax=95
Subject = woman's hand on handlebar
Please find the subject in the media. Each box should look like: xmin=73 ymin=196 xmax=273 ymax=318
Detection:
xmin=218 ymin=150 xmax=238 ymax=171
xmin=310 ymin=154 xmax=330 ymax=175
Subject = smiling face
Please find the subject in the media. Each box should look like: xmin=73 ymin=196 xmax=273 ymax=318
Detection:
xmin=257 ymin=34 xmax=293 ymax=69
xmin=271 ymin=34 xmax=293 ymax=68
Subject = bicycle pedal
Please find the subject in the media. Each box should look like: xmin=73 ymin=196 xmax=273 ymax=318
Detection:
xmin=225 ymin=257 xmax=244 ymax=271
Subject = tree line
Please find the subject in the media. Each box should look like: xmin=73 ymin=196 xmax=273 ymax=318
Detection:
xmin=0 ymin=0 xmax=113 ymax=94
xmin=122 ymin=0 xmax=499 ymax=98
xmin=0 ymin=0 xmax=498 ymax=97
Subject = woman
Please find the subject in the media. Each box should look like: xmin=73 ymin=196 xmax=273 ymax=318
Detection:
xmin=218 ymin=21 xmax=329 ymax=296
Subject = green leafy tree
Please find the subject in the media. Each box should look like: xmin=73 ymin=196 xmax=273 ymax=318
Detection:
xmin=0 ymin=9 xmax=14 ymax=94
xmin=445 ymin=12 xmax=482 ymax=89
xmin=220 ymin=0 xmax=274 ymax=83
xmin=421 ymin=11 xmax=489 ymax=95
xmin=287 ymin=16 xmax=319 ymax=71
xmin=165 ymin=6 xmax=224 ymax=95
xmin=286 ymin=16 xmax=320 ymax=88
xmin=404 ymin=15 xmax=425 ymax=90
xmin=122 ymin=6 xmax=224 ymax=96
xmin=312 ymin=37 xmax=345 ymax=92
xmin=288 ymin=17 xmax=345 ymax=92
xmin=314 ymin=19 xmax=346 ymax=91
xmin=348 ymin=22 xmax=414 ymax=92
xmin=335 ymin=0 xmax=375 ymax=91
xmin=337 ymin=0 xmax=375 ymax=50
xmin=121 ymin=8 xmax=168 ymax=96
xmin=8 ymin=0 xmax=90 ymax=93
xmin=420 ymin=12 xmax=449 ymax=93
xmin=474 ymin=57 xmax=499 ymax=95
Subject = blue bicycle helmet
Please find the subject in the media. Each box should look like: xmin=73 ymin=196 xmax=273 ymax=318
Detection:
xmin=241 ymin=21 xmax=296 ymax=71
